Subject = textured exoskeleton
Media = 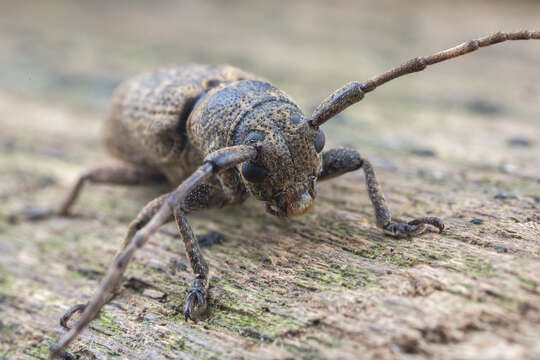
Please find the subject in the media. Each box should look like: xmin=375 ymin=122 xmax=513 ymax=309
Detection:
xmin=51 ymin=31 xmax=539 ymax=357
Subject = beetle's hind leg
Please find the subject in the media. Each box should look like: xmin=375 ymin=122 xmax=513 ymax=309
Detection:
xmin=22 ymin=163 xmax=167 ymax=221
xmin=58 ymin=162 xmax=167 ymax=216
xmin=319 ymin=147 xmax=444 ymax=237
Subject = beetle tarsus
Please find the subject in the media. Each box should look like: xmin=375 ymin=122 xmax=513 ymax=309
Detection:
xmin=48 ymin=344 xmax=75 ymax=360
xmin=183 ymin=285 xmax=207 ymax=321
xmin=9 ymin=207 xmax=54 ymax=223
xmin=409 ymin=216 xmax=445 ymax=234
xmin=59 ymin=303 xmax=87 ymax=330
xmin=383 ymin=216 xmax=444 ymax=238
xmin=384 ymin=222 xmax=426 ymax=238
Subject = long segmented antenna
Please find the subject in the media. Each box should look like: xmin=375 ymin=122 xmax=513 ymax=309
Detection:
xmin=51 ymin=145 xmax=257 ymax=358
xmin=310 ymin=30 xmax=540 ymax=127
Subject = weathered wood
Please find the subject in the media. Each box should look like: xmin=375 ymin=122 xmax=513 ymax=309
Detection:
xmin=1 ymin=1 xmax=540 ymax=359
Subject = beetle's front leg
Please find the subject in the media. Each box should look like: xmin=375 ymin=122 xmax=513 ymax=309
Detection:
xmin=319 ymin=147 xmax=444 ymax=237
xmin=173 ymin=207 xmax=208 ymax=320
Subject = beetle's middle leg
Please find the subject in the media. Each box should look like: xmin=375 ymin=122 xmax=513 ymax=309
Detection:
xmin=60 ymin=191 xmax=172 ymax=329
xmin=319 ymin=147 xmax=444 ymax=237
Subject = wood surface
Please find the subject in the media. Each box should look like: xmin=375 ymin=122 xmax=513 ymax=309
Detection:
xmin=1 ymin=1 xmax=539 ymax=359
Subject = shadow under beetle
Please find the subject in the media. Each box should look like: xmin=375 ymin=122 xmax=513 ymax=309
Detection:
xmin=51 ymin=31 xmax=539 ymax=357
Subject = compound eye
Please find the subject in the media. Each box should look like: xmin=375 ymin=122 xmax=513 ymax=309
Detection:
xmin=241 ymin=162 xmax=267 ymax=183
xmin=314 ymin=130 xmax=325 ymax=153
xmin=244 ymin=132 xmax=265 ymax=146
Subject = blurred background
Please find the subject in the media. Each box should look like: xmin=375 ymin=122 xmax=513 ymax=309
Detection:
xmin=1 ymin=1 xmax=539 ymax=359
xmin=1 ymin=1 xmax=539 ymax=164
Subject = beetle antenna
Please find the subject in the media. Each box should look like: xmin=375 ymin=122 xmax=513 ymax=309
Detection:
xmin=309 ymin=30 xmax=539 ymax=127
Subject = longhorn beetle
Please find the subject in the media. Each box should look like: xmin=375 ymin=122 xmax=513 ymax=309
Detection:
xmin=51 ymin=31 xmax=539 ymax=356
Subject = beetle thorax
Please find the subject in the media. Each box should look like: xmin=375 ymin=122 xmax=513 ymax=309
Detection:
xmin=188 ymin=80 xmax=324 ymax=218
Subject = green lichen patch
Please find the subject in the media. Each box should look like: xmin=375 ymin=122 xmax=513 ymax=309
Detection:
xmin=93 ymin=312 xmax=124 ymax=336
xmin=461 ymin=257 xmax=495 ymax=278
xmin=519 ymin=278 xmax=537 ymax=292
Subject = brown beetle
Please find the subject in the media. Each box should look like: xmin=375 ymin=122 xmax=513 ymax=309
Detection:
xmin=51 ymin=31 xmax=539 ymax=357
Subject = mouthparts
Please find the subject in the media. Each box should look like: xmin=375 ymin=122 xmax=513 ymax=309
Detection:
xmin=265 ymin=176 xmax=316 ymax=218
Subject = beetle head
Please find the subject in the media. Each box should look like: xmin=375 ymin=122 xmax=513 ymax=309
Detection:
xmin=235 ymin=102 xmax=324 ymax=217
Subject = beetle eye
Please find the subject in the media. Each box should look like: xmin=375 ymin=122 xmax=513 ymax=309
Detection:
xmin=241 ymin=162 xmax=267 ymax=183
xmin=314 ymin=130 xmax=325 ymax=153
xmin=244 ymin=132 xmax=265 ymax=146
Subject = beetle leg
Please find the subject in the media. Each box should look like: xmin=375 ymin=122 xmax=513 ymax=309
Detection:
xmin=319 ymin=147 xmax=444 ymax=237
xmin=51 ymin=145 xmax=256 ymax=358
xmin=60 ymin=180 xmax=232 ymax=327
xmin=172 ymin=180 xmax=243 ymax=321
xmin=318 ymin=147 xmax=364 ymax=181
xmin=59 ymin=192 xmax=172 ymax=329
xmin=57 ymin=163 xmax=167 ymax=216
xmin=173 ymin=207 xmax=208 ymax=320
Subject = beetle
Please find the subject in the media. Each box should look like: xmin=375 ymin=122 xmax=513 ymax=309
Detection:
xmin=51 ymin=31 xmax=539 ymax=356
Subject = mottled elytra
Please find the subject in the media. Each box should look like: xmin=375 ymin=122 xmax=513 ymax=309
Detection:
xmin=51 ymin=31 xmax=539 ymax=357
